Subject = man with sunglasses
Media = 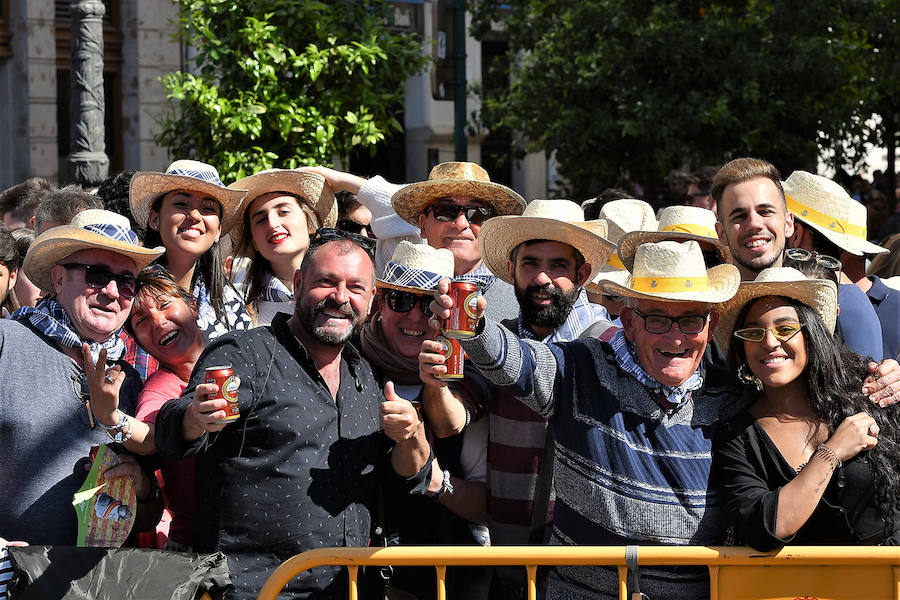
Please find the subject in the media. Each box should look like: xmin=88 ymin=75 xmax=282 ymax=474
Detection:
xmin=0 ymin=209 xmax=164 ymax=547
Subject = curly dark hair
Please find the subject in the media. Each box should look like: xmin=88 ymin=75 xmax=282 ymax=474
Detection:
xmin=728 ymin=296 xmax=900 ymax=534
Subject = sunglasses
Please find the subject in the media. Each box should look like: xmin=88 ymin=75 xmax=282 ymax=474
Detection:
xmin=784 ymin=248 xmax=842 ymax=271
xmin=383 ymin=289 xmax=433 ymax=317
xmin=61 ymin=263 xmax=138 ymax=299
xmin=734 ymin=322 xmax=805 ymax=343
xmin=630 ymin=307 xmax=709 ymax=335
xmin=424 ymin=203 xmax=494 ymax=225
xmin=71 ymin=372 xmax=95 ymax=428
xmin=336 ymin=219 xmax=376 ymax=239
xmin=310 ymin=227 xmax=377 ymax=258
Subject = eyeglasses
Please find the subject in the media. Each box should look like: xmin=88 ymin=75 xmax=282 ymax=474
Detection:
xmin=337 ymin=219 xmax=376 ymax=239
xmin=310 ymin=227 xmax=377 ymax=259
xmin=734 ymin=322 xmax=805 ymax=343
xmin=61 ymin=263 xmax=138 ymax=299
xmin=424 ymin=203 xmax=494 ymax=225
xmin=71 ymin=372 xmax=95 ymax=429
xmin=629 ymin=307 xmax=710 ymax=335
xmin=383 ymin=289 xmax=433 ymax=317
xmin=784 ymin=248 xmax=842 ymax=271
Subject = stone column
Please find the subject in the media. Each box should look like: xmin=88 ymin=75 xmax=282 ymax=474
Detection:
xmin=67 ymin=0 xmax=108 ymax=186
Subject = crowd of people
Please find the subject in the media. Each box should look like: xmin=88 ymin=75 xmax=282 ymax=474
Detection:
xmin=0 ymin=156 xmax=899 ymax=600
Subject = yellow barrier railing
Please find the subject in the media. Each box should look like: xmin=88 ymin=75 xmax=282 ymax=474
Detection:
xmin=256 ymin=545 xmax=900 ymax=600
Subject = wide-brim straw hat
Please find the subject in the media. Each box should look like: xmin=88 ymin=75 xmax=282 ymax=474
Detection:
xmin=129 ymin=160 xmax=248 ymax=235
xmin=478 ymin=199 xmax=616 ymax=285
xmin=391 ymin=162 xmax=525 ymax=225
xmin=618 ymin=205 xmax=731 ymax=269
xmin=24 ymin=209 xmax=165 ymax=293
xmin=783 ymin=170 xmax=887 ymax=256
xmin=713 ymin=266 xmax=838 ymax=355
xmin=585 ymin=198 xmax=659 ymax=296
xmin=227 ymin=169 xmax=338 ymax=254
xmin=598 ymin=239 xmax=740 ymax=304
xmin=376 ymin=240 xmax=455 ymax=293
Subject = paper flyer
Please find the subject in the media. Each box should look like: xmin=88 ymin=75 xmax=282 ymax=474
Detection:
xmin=72 ymin=444 xmax=137 ymax=547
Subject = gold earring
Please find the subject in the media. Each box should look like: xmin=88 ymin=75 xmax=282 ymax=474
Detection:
xmin=738 ymin=363 xmax=763 ymax=392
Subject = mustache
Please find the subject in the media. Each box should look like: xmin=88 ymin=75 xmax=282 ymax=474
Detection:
xmin=525 ymin=283 xmax=563 ymax=300
xmin=313 ymin=298 xmax=358 ymax=319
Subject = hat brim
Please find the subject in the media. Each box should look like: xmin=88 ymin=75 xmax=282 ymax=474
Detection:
xmin=713 ymin=278 xmax=838 ymax=355
xmin=794 ymin=216 xmax=888 ymax=257
xmin=619 ymin=231 xmax=731 ymax=270
xmin=227 ymin=170 xmax=338 ymax=255
xmin=129 ymin=172 xmax=248 ymax=234
xmin=24 ymin=226 xmax=165 ymax=292
xmin=391 ymin=179 xmax=525 ymax=225
xmin=478 ymin=216 xmax=617 ymax=285
xmin=586 ymin=268 xmax=630 ymax=295
xmin=597 ymin=263 xmax=741 ymax=304
xmin=375 ymin=280 xmax=437 ymax=294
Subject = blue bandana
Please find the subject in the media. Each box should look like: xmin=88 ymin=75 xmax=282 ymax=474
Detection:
xmin=455 ymin=261 xmax=496 ymax=294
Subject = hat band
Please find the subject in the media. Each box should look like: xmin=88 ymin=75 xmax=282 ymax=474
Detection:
xmin=606 ymin=253 xmax=625 ymax=269
xmin=631 ymin=275 xmax=710 ymax=293
xmin=661 ymin=223 xmax=718 ymax=239
xmin=785 ymin=194 xmax=867 ymax=241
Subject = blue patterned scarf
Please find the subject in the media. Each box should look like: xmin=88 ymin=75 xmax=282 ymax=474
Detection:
xmin=261 ymin=272 xmax=293 ymax=303
xmin=13 ymin=296 xmax=126 ymax=363
xmin=517 ymin=288 xmax=610 ymax=344
xmin=455 ymin=261 xmax=496 ymax=294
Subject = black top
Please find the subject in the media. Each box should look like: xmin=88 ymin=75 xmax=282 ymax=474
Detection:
xmin=712 ymin=410 xmax=900 ymax=551
xmin=155 ymin=313 xmax=430 ymax=600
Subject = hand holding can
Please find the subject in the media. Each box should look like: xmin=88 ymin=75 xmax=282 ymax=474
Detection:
xmin=444 ymin=281 xmax=479 ymax=339
xmin=205 ymin=365 xmax=240 ymax=422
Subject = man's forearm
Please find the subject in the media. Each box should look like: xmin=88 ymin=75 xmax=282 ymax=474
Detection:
xmin=423 ymin=384 xmax=468 ymax=437
xmin=390 ymin=424 xmax=431 ymax=477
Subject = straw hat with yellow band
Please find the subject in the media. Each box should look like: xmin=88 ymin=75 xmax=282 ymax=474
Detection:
xmin=585 ymin=198 xmax=658 ymax=294
xmin=228 ymin=169 xmax=338 ymax=255
xmin=391 ymin=161 xmax=525 ymax=225
xmin=713 ymin=266 xmax=838 ymax=355
xmin=477 ymin=199 xmax=616 ymax=285
xmin=617 ymin=205 xmax=731 ymax=270
xmin=783 ymin=170 xmax=887 ymax=256
xmin=597 ymin=239 xmax=740 ymax=304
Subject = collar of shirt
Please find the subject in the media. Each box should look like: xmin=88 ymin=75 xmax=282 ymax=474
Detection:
xmin=517 ymin=288 xmax=609 ymax=344
xmin=271 ymin=312 xmax=366 ymax=390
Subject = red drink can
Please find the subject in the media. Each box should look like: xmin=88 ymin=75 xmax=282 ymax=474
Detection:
xmin=444 ymin=281 xmax=479 ymax=339
xmin=205 ymin=365 xmax=240 ymax=422
xmin=435 ymin=334 xmax=464 ymax=380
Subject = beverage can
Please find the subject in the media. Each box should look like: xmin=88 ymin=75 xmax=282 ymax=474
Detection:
xmin=205 ymin=365 xmax=240 ymax=422
xmin=435 ymin=334 xmax=464 ymax=380
xmin=444 ymin=281 xmax=479 ymax=339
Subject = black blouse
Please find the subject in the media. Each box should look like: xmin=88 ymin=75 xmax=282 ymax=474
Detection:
xmin=712 ymin=410 xmax=899 ymax=551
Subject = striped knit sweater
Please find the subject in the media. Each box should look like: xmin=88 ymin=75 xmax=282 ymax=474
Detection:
xmin=460 ymin=319 xmax=734 ymax=600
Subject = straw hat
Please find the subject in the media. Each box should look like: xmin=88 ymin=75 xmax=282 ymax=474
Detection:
xmin=376 ymin=240 xmax=455 ymax=293
xmin=227 ymin=169 xmax=338 ymax=254
xmin=129 ymin=160 xmax=248 ymax=235
xmin=24 ymin=209 xmax=165 ymax=293
xmin=713 ymin=266 xmax=838 ymax=354
xmin=618 ymin=205 xmax=731 ymax=270
xmin=391 ymin=162 xmax=525 ymax=225
xmin=783 ymin=170 xmax=887 ymax=256
xmin=477 ymin=199 xmax=616 ymax=285
xmin=598 ymin=240 xmax=740 ymax=304
xmin=586 ymin=198 xmax=657 ymax=295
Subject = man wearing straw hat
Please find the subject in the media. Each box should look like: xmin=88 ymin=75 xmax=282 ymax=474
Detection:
xmin=0 ymin=209 xmax=164 ymax=546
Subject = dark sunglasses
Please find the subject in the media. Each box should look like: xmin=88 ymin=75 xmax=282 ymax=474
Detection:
xmin=310 ymin=227 xmax=377 ymax=258
xmin=383 ymin=289 xmax=433 ymax=317
xmin=336 ymin=219 xmax=376 ymax=239
xmin=424 ymin=203 xmax=494 ymax=225
xmin=61 ymin=263 xmax=138 ymax=299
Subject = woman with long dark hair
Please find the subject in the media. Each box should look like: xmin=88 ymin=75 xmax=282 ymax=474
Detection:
xmin=713 ymin=267 xmax=900 ymax=550
xmin=129 ymin=160 xmax=253 ymax=339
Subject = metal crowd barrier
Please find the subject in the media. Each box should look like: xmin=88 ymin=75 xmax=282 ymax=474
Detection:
xmin=256 ymin=545 xmax=900 ymax=600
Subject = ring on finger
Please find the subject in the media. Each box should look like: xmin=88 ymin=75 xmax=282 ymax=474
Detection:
xmin=869 ymin=423 xmax=879 ymax=436
xmin=104 ymin=373 xmax=115 ymax=383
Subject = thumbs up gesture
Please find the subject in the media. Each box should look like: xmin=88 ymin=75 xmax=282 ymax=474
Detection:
xmin=380 ymin=381 xmax=423 ymax=443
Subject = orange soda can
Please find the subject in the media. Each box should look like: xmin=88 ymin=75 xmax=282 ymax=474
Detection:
xmin=444 ymin=281 xmax=479 ymax=339
xmin=205 ymin=365 xmax=240 ymax=422
xmin=435 ymin=334 xmax=464 ymax=380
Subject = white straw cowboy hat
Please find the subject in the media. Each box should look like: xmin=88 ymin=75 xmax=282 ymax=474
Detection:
xmin=391 ymin=162 xmax=525 ymax=225
xmin=586 ymin=198 xmax=658 ymax=294
xmin=129 ymin=160 xmax=248 ymax=235
xmin=376 ymin=240 xmax=455 ymax=293
xmin=783 ymin=170 xmax=887 ymax=256
xmin=618 ymin=205 xmax=731 ymax=270
xmin=598 ymin=239 xmax=740 ymax=304
xmin=228 ymin=169 xmax=338 ymax=254
xmin=713 ymin=266 xmax=838 ymax=354
xmin=24 ymin=209 xmax=165 ymax=292
xmin=477 ymin=199 xmax=616 ymax=285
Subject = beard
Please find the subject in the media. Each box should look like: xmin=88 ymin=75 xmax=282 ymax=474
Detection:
xmin=515 ymin=282 xmax=580 ymax=331
xmin=298 ymin=297 xmax=364 ymax=346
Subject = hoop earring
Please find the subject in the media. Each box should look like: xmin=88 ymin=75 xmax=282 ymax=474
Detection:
xmin=738 ymin=363 xmax=763 ymax=392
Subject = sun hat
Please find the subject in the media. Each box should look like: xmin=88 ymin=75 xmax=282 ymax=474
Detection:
xmin=391 ymin=162 xmax=525 ymax=225
xmin=618 ymin=205 xmax=731 ymax=270
xmin=228 ymin=169 xmax=338 ymax=254
xmin=376 ymin=241 xmax=455 ymax=293
xmin=129 ymin=160 xmax=248 ymax=235
xmin=598 ymin=239 xmax=740 ymax=304
xmin=783 ymin=170 xmax=887 ymax=256
xmin=24 ymin=209 xmax=165 ymax=293
xmin=477 ymin=199 xmax=616 ymax=285
xmin=586 ymin=198 xmax=658 ymax=294
xmin=713 ymin=266 xmax=838 ymax=354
